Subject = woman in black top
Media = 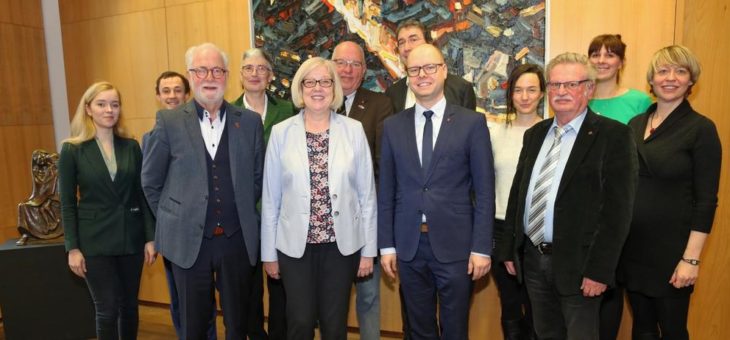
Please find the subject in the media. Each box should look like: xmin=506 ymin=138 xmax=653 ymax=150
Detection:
xmin=621 ymin=45 xmax=721 ymax=340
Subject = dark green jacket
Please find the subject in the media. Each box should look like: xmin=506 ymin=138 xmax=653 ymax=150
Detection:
xmin=59 ymin=137 xmax=154 ymax=256
xmin=233 ymin=92 xmax=296 ymax=145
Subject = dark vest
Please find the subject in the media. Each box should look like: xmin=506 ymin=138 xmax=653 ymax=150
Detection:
xmin=203 ymin=125 xmax=241 ymax=238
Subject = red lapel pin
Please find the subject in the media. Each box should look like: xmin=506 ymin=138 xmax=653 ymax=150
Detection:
xmin=234 ymin=122 xmax=240 ymax=129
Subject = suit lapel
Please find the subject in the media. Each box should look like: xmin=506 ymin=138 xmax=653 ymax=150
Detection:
xmin=291 ymin=113 xmax=310 ymax=175
xmin=348 ymin=90 xmax=367 ymax=121
xmin=424 ymin=107 xmax=456 ymax=181
xmin=394 ymin=80 xmax=407 ymax=112
xmin=81 ymin=139 xmax=120 ymax=199
xmin=400 ymin=108 xmax=421 ymax=176
xmin=182 ymin=102 xmax=209 ymax=180
xmin=227 ymin=105 xmax=242 ymax=190
xmin=556 ymin=111 xmax=598 ymax=198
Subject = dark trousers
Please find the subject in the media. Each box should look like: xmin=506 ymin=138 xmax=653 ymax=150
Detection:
xmin=164 ymin=257 xmax=218 ymax=339
xmin=84 ymin=253 xmax=144 ymax=340
xmin=599 ymin=286 xmax=624 ymax=340
xmin=492 ymin=220 xmax=534 ymax=333
xmin=398 ymin=233 xmax=472 ymax=340
xmin=523 ymin=243 xmax=601 ymax=340
xmin=247 ymin=260 xmax=287 ymax=340
xmin=278 ymin=242 xmax=358 ymax=340
xmin=626 ymin=290 xmax=690 ymax=340
xmin=172 ymin=231 xmax=254 ymax=340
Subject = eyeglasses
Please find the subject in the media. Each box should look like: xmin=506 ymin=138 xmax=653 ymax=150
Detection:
xmin=188 ymin=67 xmax=228 ymax=79
xmin=546 ymin=79 xmax=591 ymax=91
xmin=302 ymin=79 xmax=334 ymax=88
xmin=397 ymin=35 xmax=424 ymax=48
xmin=242 ymin=65 xmax=271 ymax=74
xmin=406 ymin=63 xmax=444 ymax=77
xmin=333 ymin=59 xmax=364 ymax=69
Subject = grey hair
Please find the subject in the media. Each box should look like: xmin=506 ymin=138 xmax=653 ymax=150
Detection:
xmin=545 ymin=52 xmax=597 ymax=82
xmin=185 ymin=42 xmax=229 ymax=69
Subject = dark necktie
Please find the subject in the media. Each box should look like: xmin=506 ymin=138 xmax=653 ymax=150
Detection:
xmin=337 ymin=98 xmax=347 ymax=115
xmin=422 ymin=110 xmax=434 ymax=174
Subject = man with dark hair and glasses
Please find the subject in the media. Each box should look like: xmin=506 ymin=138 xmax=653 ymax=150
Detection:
xmin=142 ymin=42 xmax=265 ymax=339
xmin=379 ymin=43 xmax=494 ymax=339
xmin=495 ymin=52 xmax=638 ymax=339
xmin=330 ymin=40 xmax=393 ymax=340
xmin=385 ymin=19 xmax=476 ymax=113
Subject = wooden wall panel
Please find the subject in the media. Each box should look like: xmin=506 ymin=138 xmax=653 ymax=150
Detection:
xmin=0 ymin=0 xmax=43 ymax=27
xmin=681 ymin=1 xmax=730 ymax=339
xmin=0 ymin=0 xmax=54 ymax=244
xmin=59 ymin=0 xmax=164 ymax=24
xmin=549 ymin=0 xmax=679 ymax=94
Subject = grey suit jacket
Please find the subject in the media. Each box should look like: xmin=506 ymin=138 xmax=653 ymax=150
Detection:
xmin=142 ymin=101 xmax=264 ymax=268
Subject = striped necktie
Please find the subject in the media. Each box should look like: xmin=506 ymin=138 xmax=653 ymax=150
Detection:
xmin=526 ymin=125 xmax=569 ymax=245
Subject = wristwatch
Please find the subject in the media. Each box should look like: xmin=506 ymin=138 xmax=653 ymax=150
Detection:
xmin=681 ymin=258 xmax=700 ymax=265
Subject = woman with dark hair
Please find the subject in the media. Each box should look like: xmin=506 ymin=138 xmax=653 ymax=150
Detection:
xmin=620 ymin=45 xmax=721 ymax=340
xmin=588 ymin=34 xmax=652 ymax=124
xmin=59 ymin=81 xmax=156 ymax=339
xmin=490 ymin=63 xmax=545 ymax=340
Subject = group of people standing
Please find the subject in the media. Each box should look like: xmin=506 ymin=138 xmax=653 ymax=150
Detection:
xmin=57 ymin=17 xmax=720 ymax=340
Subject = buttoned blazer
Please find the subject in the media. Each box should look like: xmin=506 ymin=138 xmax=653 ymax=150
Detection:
xmin=378 ymin=104 xmax=494 ymax=263
xmin=59 ymin=137 xmax=155 ymax=256
xmin=261 ymin=112 xmax=377 ymax=261
xmin=347 ymin=88 xmax=394 ymax=177
xmin=385 ymin=73 xmax=477 ymax=113
xmin=141 ymin=101 xmax=264 ymax=268
xmin=495 ymin=109 xmax=639 ymax=294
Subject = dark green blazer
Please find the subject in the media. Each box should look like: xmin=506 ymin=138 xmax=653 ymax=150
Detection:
xmin=59 ymin=137 xmax=154 ymax=256
xmin=233 ymin=92 xmax=296 ymax=144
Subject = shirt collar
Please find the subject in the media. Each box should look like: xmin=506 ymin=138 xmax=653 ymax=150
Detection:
xmin=195 ymin=100 xmax=227 ymax=122
xmin=415 ymin=96 xmax=447 ymax=119
xmin=551 ymin=107 xmax=588 ymax=133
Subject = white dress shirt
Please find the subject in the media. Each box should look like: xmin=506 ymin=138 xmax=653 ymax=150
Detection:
xmin=199 ymin=108 xmax=226 ymax=159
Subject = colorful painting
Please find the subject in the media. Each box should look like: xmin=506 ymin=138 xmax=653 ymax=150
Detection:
xmin=253 ymin=0 xmax=545 ymax=119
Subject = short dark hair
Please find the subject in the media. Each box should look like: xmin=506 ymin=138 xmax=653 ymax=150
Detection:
xmin=395 ymin=19 xmax=432 ymax=43
xmin=155 ymin=71 xmax=190 ymax=95
xmin=505 ymin=63 xmax=545 ymax=123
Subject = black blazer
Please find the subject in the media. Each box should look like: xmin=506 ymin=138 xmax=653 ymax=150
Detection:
xmin=385 ymin=73 xmax=477 ymax=113
xmin=59 ymin=137 xmax=154 ymax=256
xmin=496 ymin=109 xmax=638 ymax=294
xmin=347 ymin=88 xmax=394 ymax=178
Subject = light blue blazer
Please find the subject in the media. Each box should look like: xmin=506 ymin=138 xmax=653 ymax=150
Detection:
xmin=261 ymin=111 xmax=377 ymax=262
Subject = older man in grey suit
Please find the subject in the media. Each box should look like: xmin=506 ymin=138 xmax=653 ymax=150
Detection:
xmin=142 ymin=42 xmax=264 ymax=340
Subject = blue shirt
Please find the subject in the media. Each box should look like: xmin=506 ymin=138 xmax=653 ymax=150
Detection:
xmin=523 ymin=109 xmax=587 ymax=242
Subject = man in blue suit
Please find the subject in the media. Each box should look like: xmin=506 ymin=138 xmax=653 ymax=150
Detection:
xmin=378 ymin=43 xmax=495 ymax=339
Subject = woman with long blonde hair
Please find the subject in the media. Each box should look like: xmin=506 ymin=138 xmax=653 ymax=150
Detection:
xmin=59 ymin=81 xmax=156 ymax=340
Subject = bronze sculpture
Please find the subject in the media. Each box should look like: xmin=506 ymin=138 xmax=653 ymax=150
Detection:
xmin=16 ymin=149 xmax=64 ymax=245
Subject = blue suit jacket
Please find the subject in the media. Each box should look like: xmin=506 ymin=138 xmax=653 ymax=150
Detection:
xmin=141 ymin=101 xmax=264 ymax=268
xmin=378 ymin=103 xmax=495 ymax=263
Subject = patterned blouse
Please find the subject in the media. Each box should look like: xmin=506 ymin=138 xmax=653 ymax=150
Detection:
xmin=306 ymin=130 xmax=336 ymax=244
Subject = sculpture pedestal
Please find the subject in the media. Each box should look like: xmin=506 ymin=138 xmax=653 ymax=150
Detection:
xmin=0 ymin=239 xmax=95 ymax=339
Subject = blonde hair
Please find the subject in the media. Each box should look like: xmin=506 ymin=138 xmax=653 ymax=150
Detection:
xmin=290 ymin=57 xmax=343 ymax=110
xmin=64 ymin=81 xmax=130 ymax=145
xmin=546 ymin=52 xmax=597 ymax=83
xmin=647 ymin=45 xmax=701 ymax=95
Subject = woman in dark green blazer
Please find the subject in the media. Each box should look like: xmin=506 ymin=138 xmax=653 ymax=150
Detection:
xmin=233 ymin=48 xmax=296 ymax=339
xmin=59 ymin=81 xmax=155 ymax=340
